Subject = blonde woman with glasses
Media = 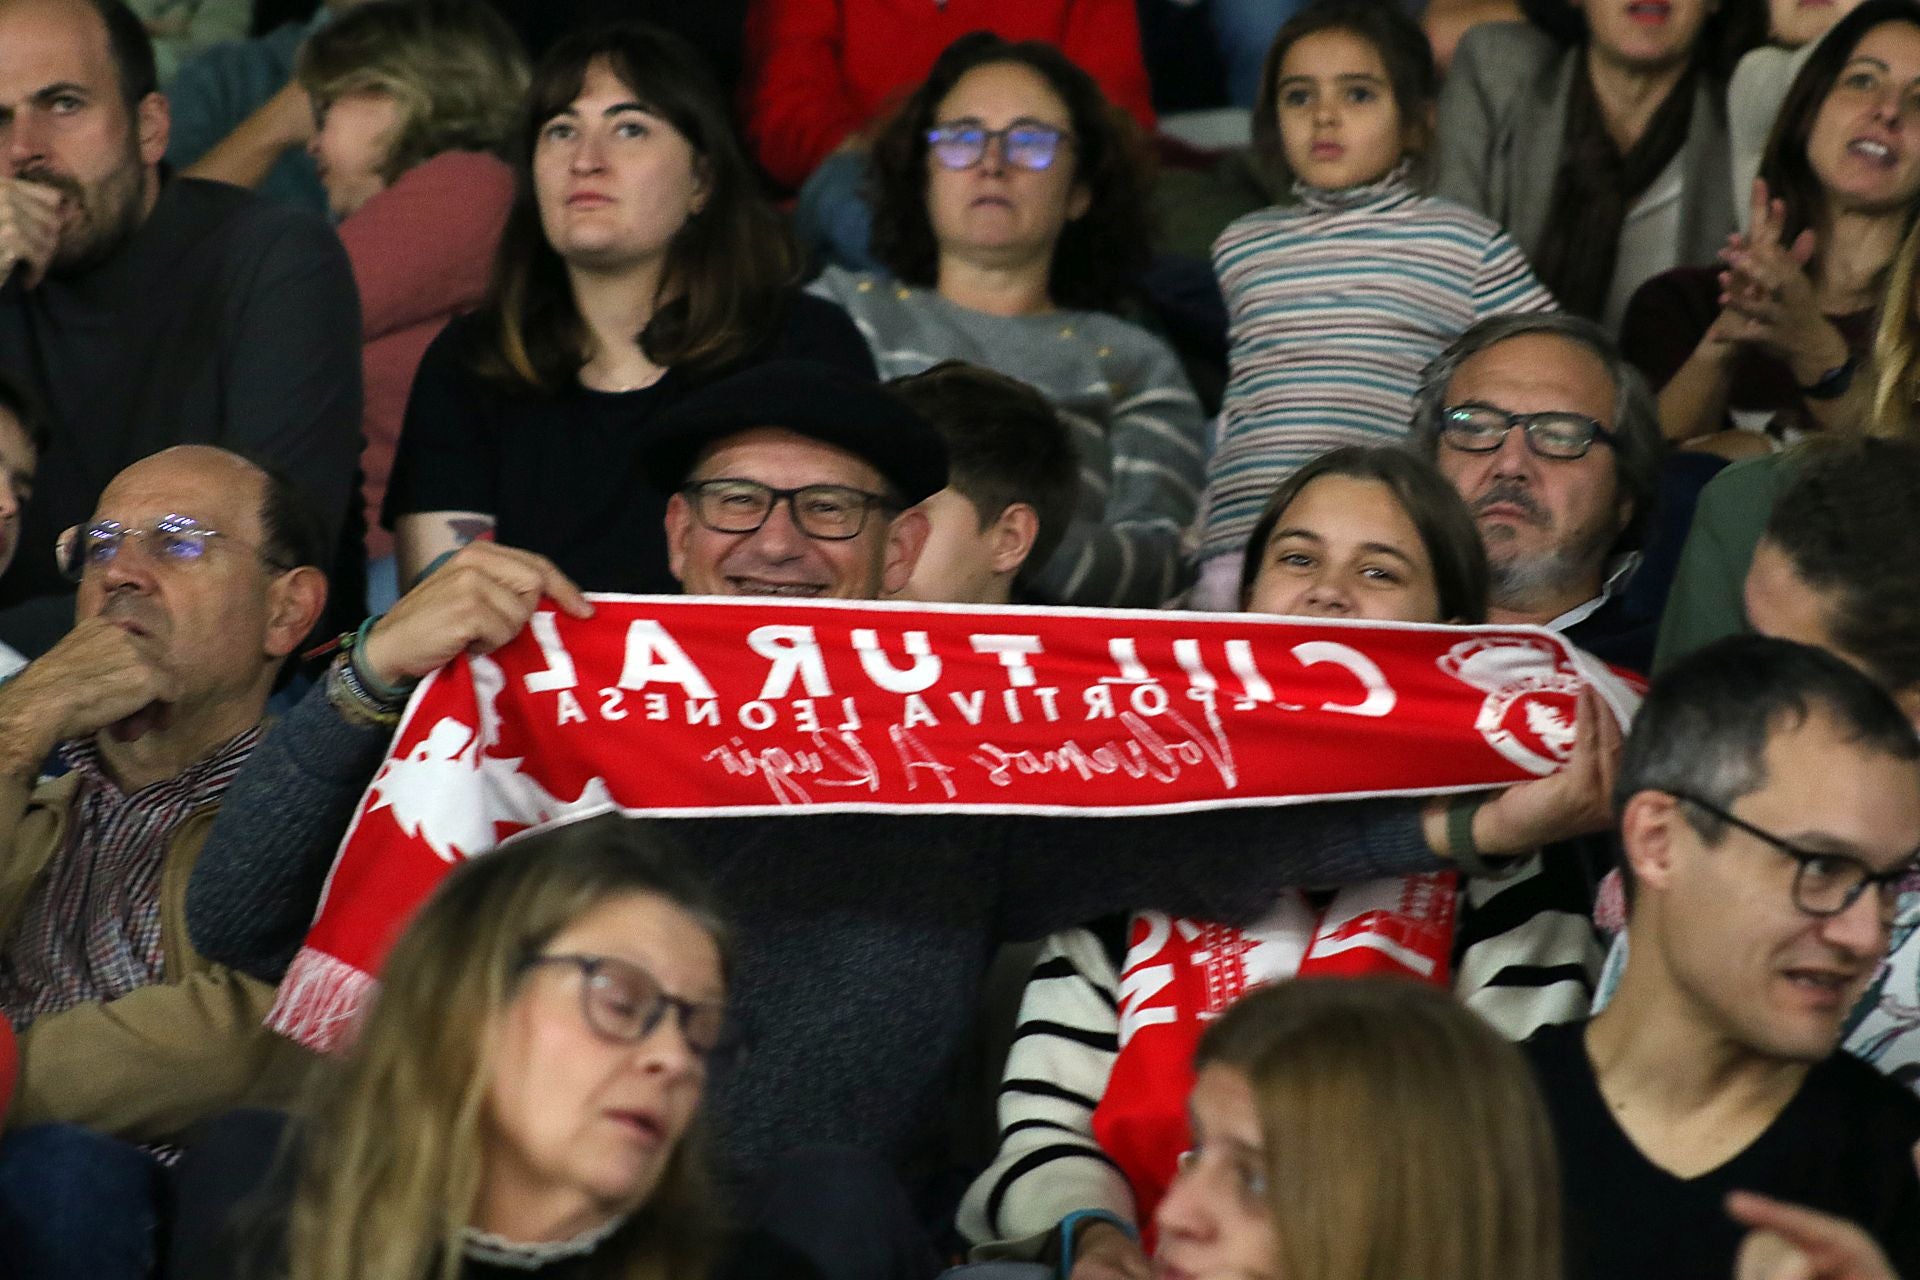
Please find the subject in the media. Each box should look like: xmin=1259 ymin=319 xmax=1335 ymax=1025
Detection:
xmin=178 ymin=814 xmax=737 ymax=1280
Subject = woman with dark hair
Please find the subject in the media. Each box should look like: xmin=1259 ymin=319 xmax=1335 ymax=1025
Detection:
xmin=808 ymin=32 xmax=1207 ymax=609
xmin=1623 ymin=0 xmax=1920 ymax=452
xmin=958 ymin=446 xmax=1600 ymax=1278
xmin=1435 ymin=0 xmax=1761 ymax=329
xmin=383 ymin=22 xmax=874 ymax=593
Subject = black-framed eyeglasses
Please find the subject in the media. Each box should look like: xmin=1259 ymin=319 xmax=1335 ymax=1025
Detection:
xmin=55 ymin=514 xmax=293 ymax=584
xmin=1440 ymin=404 xmax=1618 ymax=461
xmin=1670 ymin=792 xmax=1920 ymax=924
xmin=520 ymin=952 xmax=740 ymax=1068
xmin=926 ymin=118 xmax=1072 ymax=171
xmin=681 ymin=479 xmax=895 ymax=542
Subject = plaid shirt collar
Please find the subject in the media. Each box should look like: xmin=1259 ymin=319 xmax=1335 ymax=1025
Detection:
xmin=58 ymin=724 xmax=264 ymax=812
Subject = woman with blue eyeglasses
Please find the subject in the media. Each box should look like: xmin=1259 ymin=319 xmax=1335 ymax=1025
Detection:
xmin=172 ymin=813 xmax=741 ymax=1280
xmin=808 ymin=32 xmax=1208 ymax=610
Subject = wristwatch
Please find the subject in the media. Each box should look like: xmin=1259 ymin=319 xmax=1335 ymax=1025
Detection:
xmin=1798 ymin=354 xmax=1858 ymax=401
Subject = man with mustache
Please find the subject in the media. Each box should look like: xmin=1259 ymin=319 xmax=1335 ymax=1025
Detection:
xmin=0 ymin=0 xmax=360 ymax=659
xmin=1525 ymin=635 xmax=1920 ymax=1280
xmin=1411 ymin=313 xmax=1667 ymax=674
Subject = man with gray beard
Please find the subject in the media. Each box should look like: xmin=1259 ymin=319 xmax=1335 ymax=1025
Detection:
xmin=1410 ymin=313 xmax=1666 ymax=674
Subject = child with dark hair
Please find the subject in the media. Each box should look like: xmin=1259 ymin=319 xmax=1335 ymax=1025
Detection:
xmin=1192 ymin=0 xmax=1553 ymax=611
xmin=885 ymin=362 xmax=1079 ymax=606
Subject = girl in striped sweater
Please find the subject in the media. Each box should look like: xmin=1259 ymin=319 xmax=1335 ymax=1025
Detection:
xmin=1192 ymin=0 xmax=1555 ymax=611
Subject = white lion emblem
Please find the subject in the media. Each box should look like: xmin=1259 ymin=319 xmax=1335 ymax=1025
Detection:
xmin=367 ymin=655 xmax=614 ymax=862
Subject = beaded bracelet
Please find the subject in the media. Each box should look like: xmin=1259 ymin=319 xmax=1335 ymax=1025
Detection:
xmin=324 ymin=653 xmax=402 ymax=730
xmin=307 ymin=616 xmax=413 ymax=714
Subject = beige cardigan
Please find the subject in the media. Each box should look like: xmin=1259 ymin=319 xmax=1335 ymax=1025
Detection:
xmin=0 ymin=770 xmax=311 ymax=1141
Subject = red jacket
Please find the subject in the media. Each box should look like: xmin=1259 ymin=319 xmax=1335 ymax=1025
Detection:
xmin=340 ymin=151 xmax=515 ymax=560
xmin=743 ymin=0 xmax=1157 ymax=191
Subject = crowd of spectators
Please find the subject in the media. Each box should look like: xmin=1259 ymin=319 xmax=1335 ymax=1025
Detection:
xmin=1 ymin=0 xmax=1919 ymax=1276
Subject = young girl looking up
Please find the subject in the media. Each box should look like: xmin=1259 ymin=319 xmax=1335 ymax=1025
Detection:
xmin=1192 ymin=0 xmax=1554 ymax=611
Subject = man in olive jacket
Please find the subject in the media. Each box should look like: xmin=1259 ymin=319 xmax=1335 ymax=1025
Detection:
xmin=0 ymin=446 xmax=328 ymax=1271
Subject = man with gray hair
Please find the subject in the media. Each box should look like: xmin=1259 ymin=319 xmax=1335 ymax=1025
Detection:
xmin=1411 ymin=313 xmax=1666 ymax=673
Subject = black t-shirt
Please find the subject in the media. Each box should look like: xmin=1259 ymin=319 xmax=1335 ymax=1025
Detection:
xmin=1526 ymin=1021 xmax=1920 ymax=1280
xmin=382 ymin=292 xmax=875 ymax=594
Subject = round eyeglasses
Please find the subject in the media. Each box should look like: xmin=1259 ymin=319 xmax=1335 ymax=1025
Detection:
xmin=520 ymin=952 xmax=740 ymax=1067
xmin=55 ymin=514 xmax=293 ymax=583
xmin=1671 ymin=792 xmax=1920 ymax=924
xmin=926 ymin=119 xmax=1071 ymax=171
xmin=1440 ymin=404 xmax=1618 ymax=461
xmin=680 ymin=479 xmax=895 ymax=542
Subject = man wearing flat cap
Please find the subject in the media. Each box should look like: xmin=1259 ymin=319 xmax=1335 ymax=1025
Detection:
xmin=649 ymin=360 xmax=944 ymax=602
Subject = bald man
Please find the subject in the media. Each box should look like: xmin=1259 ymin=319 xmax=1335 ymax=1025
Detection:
xmin=0 ymin=0 xmax=361 ymax=658
xmin=0 ymin=446 xmax=585 ymax=1274
xmin=0 ymin=448 xmax=331 ymax=1142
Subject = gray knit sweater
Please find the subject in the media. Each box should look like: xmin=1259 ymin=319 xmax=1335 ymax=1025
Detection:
xmin=188 ymin=679 xmax=1437 ymax=1194
xmin=808 ymin=268 xmax=1206 ymax=609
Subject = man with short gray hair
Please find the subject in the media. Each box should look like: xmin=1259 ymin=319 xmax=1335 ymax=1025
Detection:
xmin=1411 ymin=313 xmax=1666 ymax=672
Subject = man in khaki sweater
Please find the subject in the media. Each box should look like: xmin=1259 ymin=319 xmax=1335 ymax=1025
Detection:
xmin=0 ymin=444 xmax=590 ymax=1274
xmin=0 ymin=445 xmax=327 ymax=1272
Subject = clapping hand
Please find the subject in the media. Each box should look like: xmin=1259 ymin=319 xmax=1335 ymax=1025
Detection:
xmin=1713 ymin=180 xmax=1848 ymax=377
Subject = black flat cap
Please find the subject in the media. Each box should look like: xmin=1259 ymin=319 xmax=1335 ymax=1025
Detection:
xmin=643 ymin=361 xmax=949 ymax=504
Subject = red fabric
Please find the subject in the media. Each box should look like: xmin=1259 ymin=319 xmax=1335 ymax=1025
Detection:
xmin=742 ymin=0 xmax=1158 ymax=190
xmin=266 ymin=600 xmax=1637 ymax=1052
xmin=339 ymin=151 xmax=515 ymax=560
xmin=1093 ymin=876 xmax=1458 ymax=1248
xmin=0 ymin=1013 xmax=16 ymax=1122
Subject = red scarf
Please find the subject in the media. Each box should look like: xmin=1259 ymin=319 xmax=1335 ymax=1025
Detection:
xmin=1094 ymin=873 xmax=1458 ymax=1248
xmin=267 ymin=599 xmax=1635 ymax=1052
